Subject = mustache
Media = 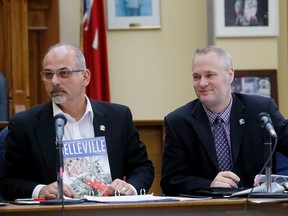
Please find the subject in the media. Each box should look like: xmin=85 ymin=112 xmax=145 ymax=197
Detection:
xmin=51 ymin=86 xmax=65 ymax=94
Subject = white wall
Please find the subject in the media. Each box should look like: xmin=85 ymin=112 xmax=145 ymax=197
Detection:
xmin=59 ymin=0 xmax=81 ymax=46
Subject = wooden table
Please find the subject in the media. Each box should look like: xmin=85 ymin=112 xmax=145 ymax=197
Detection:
xmin=0 ymin=198 xmax=287 ymax=216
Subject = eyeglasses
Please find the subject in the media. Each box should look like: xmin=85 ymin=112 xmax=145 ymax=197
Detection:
xmin=40 ymin=69 xmax=84 ymax=80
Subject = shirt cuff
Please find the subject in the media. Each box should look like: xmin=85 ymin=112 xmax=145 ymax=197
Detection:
xmin=128 ymin=183 xmax=138 ymax=195
xmin=32 ymin=184 xmax=46 ymax=198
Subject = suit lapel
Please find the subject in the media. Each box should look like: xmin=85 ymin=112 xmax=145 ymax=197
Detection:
xmin=90 ymin=101 xmax=108 ymax=136
xmin=191 ymin=102 xmax=219 ymax=169
xmin=90 ymin=101 xmax=112 ymax=155
xmin=230 ymin=95 xmax=248 ymax=165
xmin=35 ymin=102 xmax=57 ymax=182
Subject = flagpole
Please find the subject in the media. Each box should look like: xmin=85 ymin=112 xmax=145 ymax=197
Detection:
xmin=80 ymin=0 xmax=84 ymax=51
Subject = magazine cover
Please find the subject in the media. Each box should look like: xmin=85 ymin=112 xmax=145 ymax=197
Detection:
xmin=63 ymin=136 xmax=112 ymax=197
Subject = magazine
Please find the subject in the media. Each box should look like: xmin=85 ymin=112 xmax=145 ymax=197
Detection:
xmin=63 ymin=136 xmax=112 ymax=197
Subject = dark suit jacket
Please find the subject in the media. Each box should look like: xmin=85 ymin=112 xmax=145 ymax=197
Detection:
xmin=0 ymin=100 xmax=154 ymax=200
xmin=161 ymin=93 xmax=288 ymax=196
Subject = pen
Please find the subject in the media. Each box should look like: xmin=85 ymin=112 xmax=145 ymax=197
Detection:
xmin=15 ymin=198 xmax=46 ymax=202
xmin=34 ymin=198 xmax=46 ymax=201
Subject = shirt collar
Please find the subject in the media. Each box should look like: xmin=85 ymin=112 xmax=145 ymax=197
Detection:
xmin=52 ymin=95 xmax=94 ymax=123
xmin=203 ymin=96 xmax=233 ymax=125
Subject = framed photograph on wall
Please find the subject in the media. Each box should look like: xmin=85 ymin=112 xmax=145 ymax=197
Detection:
xmin=214 ymin=0 xmax=279 ymax=37
xmin=106 ymin=0 xmax=161 ymax=30
xmin=232 ymin=70 xmax=278 ymax=104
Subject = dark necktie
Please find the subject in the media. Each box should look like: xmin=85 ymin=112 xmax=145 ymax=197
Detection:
xmin=213 ymin=116 xmax=233 ymax=171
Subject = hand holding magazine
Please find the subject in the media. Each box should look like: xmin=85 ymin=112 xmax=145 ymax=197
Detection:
xmin=63 ymin=136 xmax=112 ymax=197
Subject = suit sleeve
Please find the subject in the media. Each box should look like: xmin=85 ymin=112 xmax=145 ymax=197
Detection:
xmin=0 ymin=118 xmax=39 ymax=200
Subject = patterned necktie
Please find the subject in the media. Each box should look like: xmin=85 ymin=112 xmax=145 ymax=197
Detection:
xmin=213 ymin=116 xmax=233 ymax=171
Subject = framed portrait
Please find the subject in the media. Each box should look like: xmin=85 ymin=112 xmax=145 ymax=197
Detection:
xmin=214 ymin=0 xmax=279 ymax=37
xmin=232 ymin=70 xmax=278 ymax=104
xmin=106 ymin=0 xmax=161 ymax=30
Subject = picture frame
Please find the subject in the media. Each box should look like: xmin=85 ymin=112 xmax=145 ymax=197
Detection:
xmin=106 ymin=0 xmax=161 ymax=30
xmin=232 ymin=69 xmax=278 ymax=105
xmin=214 ymin=0 xmax=279 ymax=37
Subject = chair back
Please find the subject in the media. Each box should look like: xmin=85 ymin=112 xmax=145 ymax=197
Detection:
xmin=0 ymin=126 xmax=8 ymax=165
xmin=0 ymin=72 xmax=8 ymax=121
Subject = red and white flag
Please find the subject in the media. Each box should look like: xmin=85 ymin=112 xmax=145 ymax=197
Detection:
xmin=83 ymin=0 xmax=110 ymax=101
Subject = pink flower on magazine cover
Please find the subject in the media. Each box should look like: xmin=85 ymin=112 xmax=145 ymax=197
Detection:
xmin=86 ymin=176 xmax=110 ymax=196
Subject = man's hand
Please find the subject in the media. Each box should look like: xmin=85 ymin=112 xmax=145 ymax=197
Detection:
xmin=39 ymin=182 xmax=77 ymax=199
xmin=210 ymin=171 xmax=240 ymax=188
xmin=108 ymin=178 xmax=136 ymax=196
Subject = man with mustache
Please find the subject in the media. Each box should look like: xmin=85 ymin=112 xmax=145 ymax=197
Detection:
xmin=0 ymin=43 xmax=154 ymax=200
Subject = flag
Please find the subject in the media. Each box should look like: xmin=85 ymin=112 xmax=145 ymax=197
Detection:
xmin=83 ymin=0 xmax=110 ymax=101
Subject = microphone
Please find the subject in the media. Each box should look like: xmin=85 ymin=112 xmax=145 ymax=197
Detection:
xmin=257 ymin=112 xmax=278 ymax=138
xmin=54 ymin=114 xmax=67 ymax=141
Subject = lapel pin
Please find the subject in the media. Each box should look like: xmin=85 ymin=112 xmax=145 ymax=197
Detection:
xmin=239 ymin=119 xmax=245 ymax=125
xmin=100 ymin=125 xmax=105 ymax=131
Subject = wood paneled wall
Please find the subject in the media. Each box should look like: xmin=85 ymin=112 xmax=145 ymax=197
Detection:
xmin=134 ymin=120 xmax=164 ymax=195
xmin=0 ymin=0 xmax=30 ymax=115
xmin=0 ymin=0 xmax=59 ymax=118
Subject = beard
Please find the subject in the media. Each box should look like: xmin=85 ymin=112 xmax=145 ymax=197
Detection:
xmin=51 ymin=86 xmax=67 ymax=104
xmin=52 ymin=95 xmax=67 ymax=104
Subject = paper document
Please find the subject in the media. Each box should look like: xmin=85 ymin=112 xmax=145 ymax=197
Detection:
xmin=83 ymin=194 xmax=209 ymax=203
xmin=231 ymin=182 xmax=284 ymax=197
xmin=249 ymin=198 xmax=288 ymax=204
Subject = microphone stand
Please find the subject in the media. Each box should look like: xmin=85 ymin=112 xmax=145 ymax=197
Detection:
xmin=40 ymin=135 xmax=82 ymax=205
xmin=264 ymin=134 xmax=272 ymax=193
xmin=251 ymin=133 xmax=287 ymax=198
